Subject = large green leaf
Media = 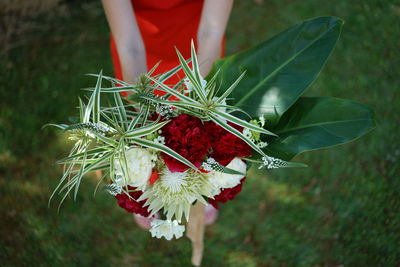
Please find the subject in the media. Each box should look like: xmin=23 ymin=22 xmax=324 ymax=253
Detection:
xmin=208 ymin=16 xmax=343 ymax=126
xmin=264 ymin=97 xmax=375 ymax=160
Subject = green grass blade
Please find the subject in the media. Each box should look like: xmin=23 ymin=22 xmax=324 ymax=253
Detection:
xmin=56 ymin=147 xmax=109 ymax=164
xmin=84 ymin=71 xmax=102 ymax=123
xmin=87 ymin=74 xmax=131 ymax=87
xmin=125 ymin=120 xmax=169 ymax=138
xmin=73 ymin=151 xmax=87 ymax=199
xmin=128 ymin=110 xmax=143 ymax=131
xmin=100 ymin=111 xmax=120 ymax=130
xmin=92 ymin=70 xmax=102 ymax=123
xmin=216 ymin=71 xmax=246 ymax=103
xmin=175 ymin=48 xmax=208 ymax=103
xmin=148 ymin=61 xmax=161 ymax=76
xmin=157 ymin=59 xmax=189 ymax=82
xmin=48 ymin=164 xmax=74 ymax=207
xmin=190 ymin=40 xmax=202 ymax=85
xmin=42 ymin=123 xmax=68 ymax=130
xmin=83 ymin=86 xmax=138 ymax=93
xmin=205 ymin=69 xmax=220 ymax=99
xmin=139 ymin=94 xmax=205 ymax=110
xmin=79 ymin=97 xmax=85 ymax=122
xmin=59 ymin=152 xmax=113 ymax=194
xmin=209 ymin=113 xmax=266 ymax=156
xmin=113 ymin=92 xmax=128 ymax=130
xmin=92 ymin=131 xmax=118 ymax=147
xmin=150 ymin=76 xmax=199 ymax=104
xmin=141 ymin=104 xmax=151 ymax=126
xmin=211 ymin=109 xmax=277 ymax=136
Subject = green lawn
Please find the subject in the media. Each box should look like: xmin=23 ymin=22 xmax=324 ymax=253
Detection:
xmin=1 ymin=0 xmax=399 ymax=266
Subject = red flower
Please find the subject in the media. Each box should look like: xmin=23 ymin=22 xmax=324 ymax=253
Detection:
xmin=205 ymin=121 xmax=252 ymax=166
xmin=161 ymin=114 xmax=211 ymax=172
xmin=115 ymin=186 xmax=150 ymax=217
xmin=208 ymin=177 xmax=246 ymax=209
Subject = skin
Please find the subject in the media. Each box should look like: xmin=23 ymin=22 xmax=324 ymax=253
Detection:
xmin=102 ymin=0 xmax=234 ymax=86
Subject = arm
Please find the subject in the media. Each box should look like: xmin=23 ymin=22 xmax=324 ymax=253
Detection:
xmin=197 ymin=0 xmax=234 ymax=77
xmin=102 ymin=0 xmax=147 ymax=85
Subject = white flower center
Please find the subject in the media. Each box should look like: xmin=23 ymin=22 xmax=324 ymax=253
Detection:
xmin=160 ymin=168 xmax=188 ymax=193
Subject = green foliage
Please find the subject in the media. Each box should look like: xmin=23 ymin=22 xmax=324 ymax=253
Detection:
xmin=267 ymin=97 xmax=376 ymax=160
xmin=210 ymin=16 xmax=374 ymax=164
xmin=209 ymin=17 xmax=343 ymax=126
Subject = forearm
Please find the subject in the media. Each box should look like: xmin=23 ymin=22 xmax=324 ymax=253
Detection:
xmin=197 ymin=0 xmax=233 ymax=77
xmin=197 ymin=32 xmax=223 ymax=77
xmin=102 ymin=0 xmax=147 ymax=85
xmin=118 ymin=44 xmax=147 ymax=84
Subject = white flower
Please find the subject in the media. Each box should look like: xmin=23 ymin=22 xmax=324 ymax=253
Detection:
xmin=207 ymin=157 xmax=247 ymax=196
xmin=243 ymin=128 xmax=253 ymax=140
xmin=149 ymin=219 xmax=185 ymax=240
xmin=138 ymin=169 xmax=214 ymax=222
xmin=155 ymin=103 xmax=174 ymax=117
xmin=259 ymin=115 xmax=266 ymax=127
xmin=114 ymin=147 xmax=156 ymax=190
xmin=160 ymin=168 xmax=188 ymax=193
xmin=184 ymin=77 xmax=207 ymax=93
xmin=257 ymin=141 xmax=268 ymax=148
xmin=153 ymin=136 xmax=165 ymax=145
xmin=259 ymin=156 xmax=288 ymax=169
xmin=201 ymin=157 xmax=217 ymax=172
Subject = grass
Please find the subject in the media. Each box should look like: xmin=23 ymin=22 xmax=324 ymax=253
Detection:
xmin=1 ymin=0 xmax=399 ymax=266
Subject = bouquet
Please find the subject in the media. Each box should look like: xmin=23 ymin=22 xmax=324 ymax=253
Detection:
xmin=48 ymin=16 xmax=374 ymax=263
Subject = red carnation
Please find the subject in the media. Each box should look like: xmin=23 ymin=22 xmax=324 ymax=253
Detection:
xmin=115 ymin=186 xmax=150 ymax=217
xmin=161 ymin=114 xmax=211 ymax=172
xmin=208 ymin=177 xmax=246 ymax=209
xmin=205 ymin=121 xmax=252 ymax=166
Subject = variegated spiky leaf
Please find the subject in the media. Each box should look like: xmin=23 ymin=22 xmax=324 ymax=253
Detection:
xmin=65 ymin=122 xmax=115 ymax=137
xmin=103 ymin=183 xmax=123 ymax=196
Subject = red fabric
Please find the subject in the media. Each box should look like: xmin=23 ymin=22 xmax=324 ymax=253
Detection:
xmin=110 ymin=0 xmax=225 ymax=96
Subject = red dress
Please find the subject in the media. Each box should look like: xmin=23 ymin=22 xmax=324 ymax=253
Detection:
xmin=111 ymin=0 xmax=207 ymax=91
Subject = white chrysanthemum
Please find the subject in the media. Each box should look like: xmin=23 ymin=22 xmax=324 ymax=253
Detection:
xmin=138 ymin=169 xmax=214 ymax=222
xmin=114 ymin=147 xmax=156 ymax=190
xmin=207 ymin=157 xmax=247 ymax=196
xmin=149 ymin=219 xmax=185 ymax=240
